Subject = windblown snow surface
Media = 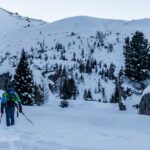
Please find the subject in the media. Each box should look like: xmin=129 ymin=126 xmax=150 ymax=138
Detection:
xmin=0 ymin=99 xmax=150 ymax=150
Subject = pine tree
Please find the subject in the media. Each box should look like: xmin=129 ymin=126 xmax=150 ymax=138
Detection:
xmin=72 ymin=52 xmax=76 ymax=61
xmin=61 ymin=77 xmax=78 ymax=100
xmin=102 ymin=88 xmax=107 ymax=102
xmin=108 ymin=63 xmax=115 ymax=80
xmin=83 ymin=89 xmax=88 ymax=101
xmin=69 ymin=77 xmax=77 ymax=100
xmin=123 ymin=36 xmax=133 ymax=78
xmin=61 ymin=78 xmax=71 ymax=100
xmin=81 ymin=49 xmax=84 ymax=58
xmin=97 ymin=79 xmax=101 ymax=93
xmin=86 ymin=59 xmax=92 ymax=74
xmin=124 ymin=31 xmax=150 ymax=81
xmin=96 ymin=31 xmax=105 ymax=46
xmin=13 ymin=49 xmax=34 ymax=105
xmin=79 ymin=63 xmax=85 ymax=73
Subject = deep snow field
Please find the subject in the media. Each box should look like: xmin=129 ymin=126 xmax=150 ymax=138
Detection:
xmin=0 ymin=98 xmax=150 ymax=150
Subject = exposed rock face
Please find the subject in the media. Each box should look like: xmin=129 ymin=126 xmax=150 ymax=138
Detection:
xmin=0 ymin=72 xmax=11 ymax=90
xmin=139 ymin=93 xmax=150 ymax=115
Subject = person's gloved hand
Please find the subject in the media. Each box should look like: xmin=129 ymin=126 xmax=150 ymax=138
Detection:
xmin=15 ymin=103 xmax=19 ymax=109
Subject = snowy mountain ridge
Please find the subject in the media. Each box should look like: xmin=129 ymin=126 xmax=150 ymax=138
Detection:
xmin=1 ymin=7 xmax=150 ymax=34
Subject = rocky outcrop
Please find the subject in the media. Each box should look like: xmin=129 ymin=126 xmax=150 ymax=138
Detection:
xmin=139 ymin=93 xmax=150 ymax=115
xmin=0 ymin=72 xmax=11 ymax=90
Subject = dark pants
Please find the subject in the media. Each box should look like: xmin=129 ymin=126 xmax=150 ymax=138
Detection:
xmin=5 ymin=107 xmax=15 ymax=126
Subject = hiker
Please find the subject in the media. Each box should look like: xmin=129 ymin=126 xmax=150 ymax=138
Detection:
xmin=1 ymin=84 xmax=22 ymax=126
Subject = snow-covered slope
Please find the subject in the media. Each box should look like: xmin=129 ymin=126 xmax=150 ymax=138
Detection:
xmin=0 ymin=102 xmax=150 ymax=150
xmin=0 ymin=8 xmax=150 ymax=104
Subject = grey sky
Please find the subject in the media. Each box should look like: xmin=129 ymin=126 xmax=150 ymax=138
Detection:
xmin=0 ymin=0 xmax=150 ymax=22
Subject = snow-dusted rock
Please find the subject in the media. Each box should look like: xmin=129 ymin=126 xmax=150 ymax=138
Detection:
xmin=139 ymin=85 xmax=150 ymax=115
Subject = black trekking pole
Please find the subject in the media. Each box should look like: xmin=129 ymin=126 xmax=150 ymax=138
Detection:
xmin=15 ymin=105 xmax=19 ymax=118
xmin=0 ymin=113 xmax=3 ymax=124
xmin=17 ymin=108 xmax=19 ymax=118
xmin=21 ymin=112 xmax=35 ymax=126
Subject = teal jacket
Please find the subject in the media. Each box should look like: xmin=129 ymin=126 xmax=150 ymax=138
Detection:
xmin=1 ymin=92 xmax=21 ymax=104
xmin=1 ymin=91 xmax=22 ymax=113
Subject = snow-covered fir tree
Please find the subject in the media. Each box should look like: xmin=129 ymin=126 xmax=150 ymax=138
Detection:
xmin=60 ymin=77 xmax=77 ymax=100
xmin=124 ymin=31 xmax=150 ymax=81
xmin=13 ymin=49 xmax=35 ymax=105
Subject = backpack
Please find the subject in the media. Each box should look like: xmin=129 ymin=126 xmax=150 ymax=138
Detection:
xmin=5 ymin=90 xmax=16 ymax=108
